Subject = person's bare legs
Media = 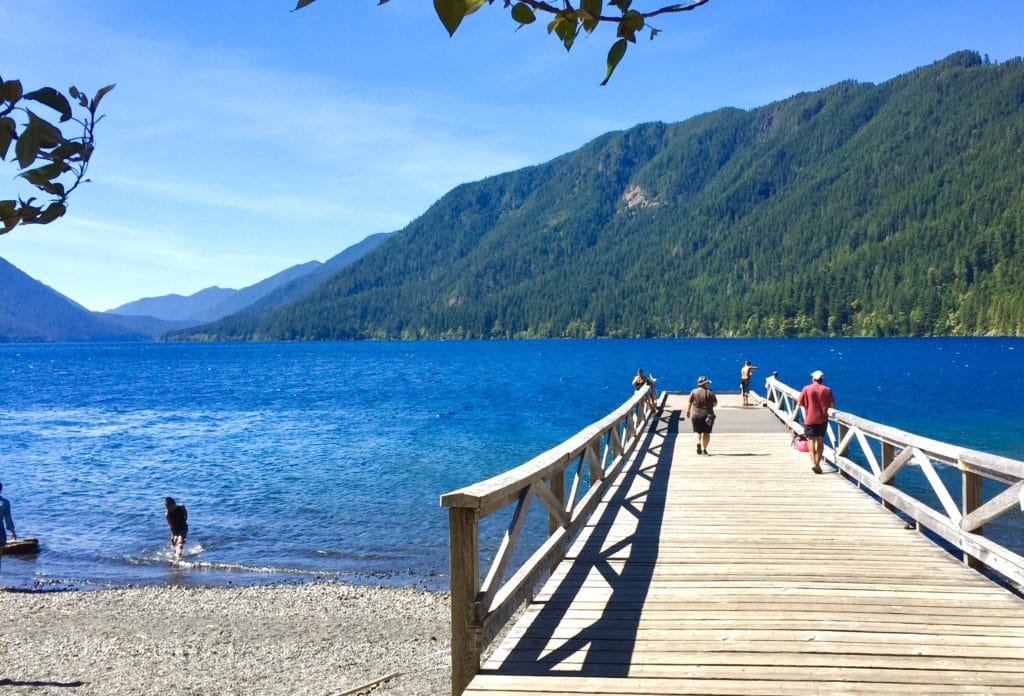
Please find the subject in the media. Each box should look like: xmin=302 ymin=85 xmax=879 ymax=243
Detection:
xmin=702 ymin=432 xmax=711 ymax=455
xmin=809 ymin=436 xmax=823 ymax=473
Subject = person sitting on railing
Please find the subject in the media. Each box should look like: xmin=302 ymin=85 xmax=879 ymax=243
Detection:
xmin=632 ymin=368 xmax=657 ymax=409
xmin=797 ymin=370 xmax=835 ymax=474
xmin=685 ymin=376 xmax=717 ymax=456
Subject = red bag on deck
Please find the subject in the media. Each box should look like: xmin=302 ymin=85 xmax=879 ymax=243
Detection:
xmin=792 ymin=434 xmax=809 ymax=452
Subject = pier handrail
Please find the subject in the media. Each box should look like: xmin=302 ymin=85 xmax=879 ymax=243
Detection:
xmin=441 ymin=386 xmax=660 ymax=695
xmin=762 ymin=374 xmax=1024 ymax=587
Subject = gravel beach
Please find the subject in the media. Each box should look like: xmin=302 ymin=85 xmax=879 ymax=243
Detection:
xmin=1 ymin=583 xmax=451 ymax=695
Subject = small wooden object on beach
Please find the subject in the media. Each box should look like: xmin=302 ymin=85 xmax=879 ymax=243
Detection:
xmin=2 ymin=538 xmax=39 ymax=555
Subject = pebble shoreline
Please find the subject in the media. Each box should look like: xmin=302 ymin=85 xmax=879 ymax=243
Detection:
xmin=1 ymin=582 xmax=452 ymax=695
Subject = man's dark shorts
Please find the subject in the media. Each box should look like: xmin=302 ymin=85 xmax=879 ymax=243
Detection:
xmin=740 ymin=378 xmax=750 ymax=394
xmin=692 ymin=417 xmax=713 ymax=434
xmin=804 ymin=422 xmax=828 ymax=438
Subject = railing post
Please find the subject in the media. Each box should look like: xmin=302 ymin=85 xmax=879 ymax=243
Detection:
xmin=961 ymin=463 xmax=984 ymax=571
xmin=548 ymin=472 xmax=565 ymax=535
xmin=881 ymin=442 xmax=895 ymax=511
xmin=449 ymin=506 xmax=481 ymax=696
xmin=836 ymin=421 xmax=849 ymax=480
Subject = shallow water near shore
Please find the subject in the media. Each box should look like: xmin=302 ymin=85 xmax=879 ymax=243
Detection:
xmin=1 ymin=338 xmax=1021 ymax=591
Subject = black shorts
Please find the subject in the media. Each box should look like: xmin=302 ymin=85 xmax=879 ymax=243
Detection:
xmin=740 ymin=378 xmax=750 ymax=394
xmin=804 ymin=423 xmax=828 ymax=438
xmin=692 ymin=416 xmax=713 ymax=434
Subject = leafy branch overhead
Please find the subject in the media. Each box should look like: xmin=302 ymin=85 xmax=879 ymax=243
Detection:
xmin=294 ymin=0 xmax=711 ymax=84
xmin=0 ymin=77 xmax=114 ymax=234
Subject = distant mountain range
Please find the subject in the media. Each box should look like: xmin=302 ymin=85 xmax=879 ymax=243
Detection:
xmin=171 ymin=51 xmax=1024 ymax=341
xmin=0 ymin=232 xmax=392 ymax=342
xmin=6 ymin=52 xmax=1022 ymax=343
xmin=107 ymin=262 xmax=321 ymax=323
xmin=0 ymin=257 xmax=147 ymax=342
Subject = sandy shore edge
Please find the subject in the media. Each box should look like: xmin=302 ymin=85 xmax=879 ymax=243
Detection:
xmin=1 ymin=582 xmax=452 ymax=695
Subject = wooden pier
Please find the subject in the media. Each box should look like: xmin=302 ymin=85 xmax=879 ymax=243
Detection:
xmin=443 ymin=384 xmax=1024 ymax=695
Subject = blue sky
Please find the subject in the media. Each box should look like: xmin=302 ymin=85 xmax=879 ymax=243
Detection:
xmin=2 ymin=1 xmax=1022 ymax=311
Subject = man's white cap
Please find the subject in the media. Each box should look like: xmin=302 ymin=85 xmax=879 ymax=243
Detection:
xmin=811 ymin=370 xmax=824 ymax=381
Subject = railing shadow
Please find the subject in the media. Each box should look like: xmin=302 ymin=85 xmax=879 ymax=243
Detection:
xmin=482 ymin=409 xmax=678 ymax=676
xmin=0 ymin=678 xmax=85 ymax=688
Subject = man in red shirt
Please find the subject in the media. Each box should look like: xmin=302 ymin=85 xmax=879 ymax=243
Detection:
xmin=797 ymin=370 xmax=835 ymax=474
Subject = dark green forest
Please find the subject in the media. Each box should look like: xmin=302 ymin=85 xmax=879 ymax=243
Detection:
xmin=172 ymin=52 xmax=1024 ymax=341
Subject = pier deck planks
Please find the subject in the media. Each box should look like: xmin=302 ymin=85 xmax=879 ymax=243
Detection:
xmin=462 ymin=394 xmax=1024 ymax=695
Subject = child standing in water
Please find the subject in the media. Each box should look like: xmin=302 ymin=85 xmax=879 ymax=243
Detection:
xmin=164 ymin=497 xmax=188 ymax=559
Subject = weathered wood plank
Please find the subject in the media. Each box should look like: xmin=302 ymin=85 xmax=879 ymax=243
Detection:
xmin=461 ymin=393 xmax=1024 ymax=695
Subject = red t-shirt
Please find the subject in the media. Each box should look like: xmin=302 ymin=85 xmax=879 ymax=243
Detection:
xmin=798 ymin=382 xmax=834 ymax=426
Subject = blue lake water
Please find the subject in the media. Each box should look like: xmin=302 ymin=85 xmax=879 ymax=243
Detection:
xmin=0 ymin=338 xmax=1021 ymax=591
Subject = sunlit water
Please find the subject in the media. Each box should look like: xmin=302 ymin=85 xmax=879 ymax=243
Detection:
xmin=0 ymin=338 xmax=1020 ymax=591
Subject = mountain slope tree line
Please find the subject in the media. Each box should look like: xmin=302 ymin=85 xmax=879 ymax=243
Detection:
xmin=172 ymin=52 xmax=1024 ymax=341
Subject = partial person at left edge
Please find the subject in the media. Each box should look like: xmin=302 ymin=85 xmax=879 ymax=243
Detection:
xmin=0 ymin=482 xmax=16 ymax=545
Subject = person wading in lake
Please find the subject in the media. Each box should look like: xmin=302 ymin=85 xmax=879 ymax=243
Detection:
xmin=798 ymin=370 xmax=836 ymax=474
xmin=685 ymin=376 xmax=717 ymax=456
xmin=164 ymin=497 xmax=188 ymax=560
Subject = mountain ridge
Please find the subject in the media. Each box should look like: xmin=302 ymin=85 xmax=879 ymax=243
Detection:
xmin=0 ymin=257 xmax=147 ymax=342
xmin=0 ymin=232 xmax=396 ymax=342
xmin=171 ymin=51 xmax=1024 ymax=341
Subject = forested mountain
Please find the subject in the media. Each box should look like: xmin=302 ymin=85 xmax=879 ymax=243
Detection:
xmin=0 ymin=257 xmax=146 ymax=342
xmin=239 ymin=232 xmax=394 ymax=314
xmin=171 ymin=52 xmax=1024 ymax=341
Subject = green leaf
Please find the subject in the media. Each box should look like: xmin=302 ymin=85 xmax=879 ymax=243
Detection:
xmin=49 ymin=141 xmax=87 ymax=162
xmin=511 ymin=3 xmax=536 ymax=25
xmin=24 ymin=87 xmax=72 ymax=122
xmin=0 ymin=199 xmax=19 ymax=233
xmin=294 ymin=0 xmax=317 ymax=8
xmin=2 ymin=79 xmax=22 ymax=105
xmin=91 ymin=84 xmax=116 ymax=110
xmin=36 ymin=201 xmax=67 ymax=225
xmin=581 ymin=0 xmax=603 ymax=19
xmin=0 ymin=117 xmax=14 ymax=160
xmin=617 ymin=9 xmax=643 ymax=42
xmin=601 ymin=38 xmax=628 ymax=86
xmin=21 ymin=162 xmax=67 ymax=187
xmin=434 ymin=0 xmax=483 ymax=36
xmin=25 ymin=111 xmax=65 ymax=148
xmin=580 ymin=0 xmax=602 ymax=32
xmin=551 ymin=13 xmax=579 ymax=51
xmin=69 ymin=85 xmax=88 ymax=107
xmin=14 ymin=126 xmax=39 ymax=168
xmin=610 ymin=0 xmax=631 ymax=10
xmin=19 ymin=201 xmax=41 ymax=223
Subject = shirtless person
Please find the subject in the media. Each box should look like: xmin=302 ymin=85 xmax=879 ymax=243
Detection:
xmin=164 ymin=497 xmax=188 ymax=559
xmin=740 ymin=360 xmax=758 ymax=407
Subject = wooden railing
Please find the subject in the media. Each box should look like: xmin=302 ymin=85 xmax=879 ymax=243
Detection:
xmin=440 ymin=386 xmax=661 ymax=695
xmin=762 ymin=374 xmax=1024 ymax=588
